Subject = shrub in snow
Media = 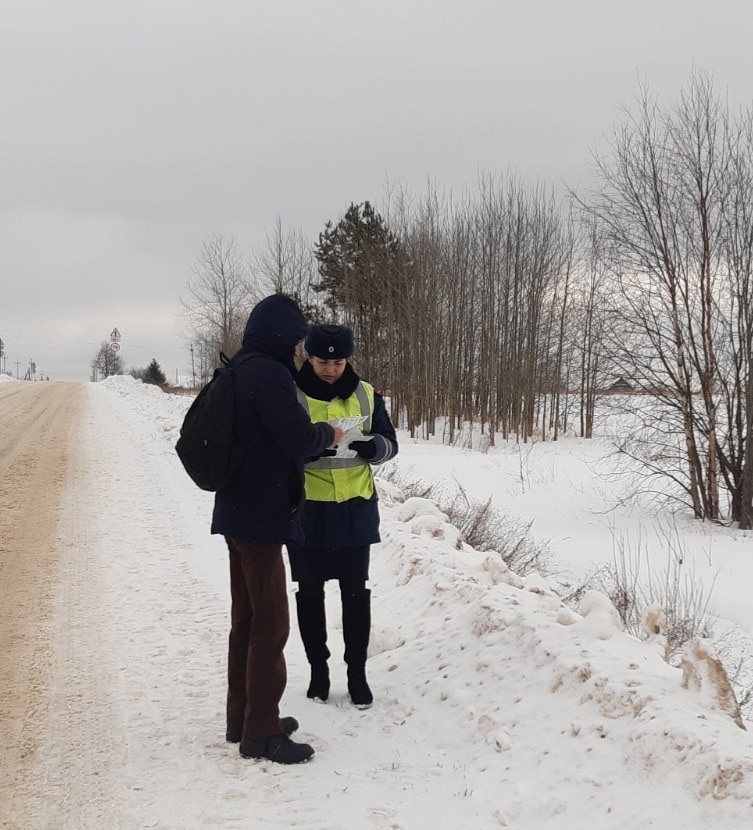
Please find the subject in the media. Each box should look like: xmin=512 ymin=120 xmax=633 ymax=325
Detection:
xmin=378 ymin=467 xmax=552 ymax=576
xmin=589 ymin=525 xmax=715 ymax=664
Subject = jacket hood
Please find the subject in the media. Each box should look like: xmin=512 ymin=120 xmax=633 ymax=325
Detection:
xmin=240 ymin=294 xmax=309 ymax=363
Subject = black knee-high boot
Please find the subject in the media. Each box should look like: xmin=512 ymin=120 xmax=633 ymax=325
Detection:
xmin=342 ymin=588 xmax=373 ymax=708
xmin=295 ymin=589 xmax=330 ymax=701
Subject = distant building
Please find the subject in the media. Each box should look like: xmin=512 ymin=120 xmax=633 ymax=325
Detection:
xmin=604 ymin=377 xmax=635 ymax=394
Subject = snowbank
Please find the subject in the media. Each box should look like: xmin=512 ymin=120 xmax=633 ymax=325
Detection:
xmin=80 ymin=375 xmax=753 ymax=828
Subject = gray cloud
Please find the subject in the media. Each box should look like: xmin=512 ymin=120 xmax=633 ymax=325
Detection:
xmin=2 ymin=0 xmax=752 ymax=379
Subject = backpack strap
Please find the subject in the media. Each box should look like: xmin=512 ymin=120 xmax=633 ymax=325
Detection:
xmin=221 ymin=351 xmax=261 ymax=370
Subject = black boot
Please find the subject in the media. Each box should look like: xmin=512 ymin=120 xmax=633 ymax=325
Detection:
xmin=239 ymin=734 xmax=314 ymax=764
xmin=295 ymin=589 xmax=331 ymax=702
xmin=342 ymin=589 xmax=373 ymax=709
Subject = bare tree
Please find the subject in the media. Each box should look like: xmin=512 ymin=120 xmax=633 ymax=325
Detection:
xmin=715 ymin=113 xmax=753 ymax=527
xmin=381 ymin=174 xmax=572 ymax=443
xmin=580 ymin=72 xmax=753 ymax=526
xmin=91 ymin=341 xmax=123 ymax=379
xmin=384 ymin=180 xmax=454 ymax=435
xmin=249 ymin=217 xmax=323 ymax=320
xmin=181 ymin=232 xmax=258 ymax=383
xmin=571 ymin=217 xmax=611 ymax=438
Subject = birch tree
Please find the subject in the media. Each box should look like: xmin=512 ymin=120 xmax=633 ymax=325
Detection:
xmin=581 ymin=72 xmax=753 ymax=525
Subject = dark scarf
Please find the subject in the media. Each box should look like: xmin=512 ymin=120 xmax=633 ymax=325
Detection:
xmin=296 ymin=360 xmax=361 ymax=401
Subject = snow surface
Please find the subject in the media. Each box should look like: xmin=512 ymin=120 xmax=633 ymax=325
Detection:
xmin=42 ymin=376 xmax=753 ymax=826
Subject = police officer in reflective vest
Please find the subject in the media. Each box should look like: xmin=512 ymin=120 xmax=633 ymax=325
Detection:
xmin=288 ymin=324 xmax=398 ymax=708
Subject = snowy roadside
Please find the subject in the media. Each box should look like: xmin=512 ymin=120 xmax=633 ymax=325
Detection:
xmin=46 ymin=376 xmax=753 ymax=828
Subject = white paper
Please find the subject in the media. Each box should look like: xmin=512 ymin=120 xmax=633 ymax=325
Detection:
xmin=329 ymin=415 xmax=372 ymax=458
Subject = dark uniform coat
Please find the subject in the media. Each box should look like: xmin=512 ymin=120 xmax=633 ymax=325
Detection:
xmin=287 ymin=361 xmax=398 ymax=582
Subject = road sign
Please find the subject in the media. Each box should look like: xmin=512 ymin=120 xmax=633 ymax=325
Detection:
xmin=110 ymin=342 xmax=121 ymax=352
xmin=110 ymin=328 xmax=121 ymax=340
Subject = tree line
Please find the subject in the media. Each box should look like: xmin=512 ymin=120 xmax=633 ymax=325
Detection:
xmin=90 ymin=344 xmax=167 ymax=387
xmin=182 ymin=73 xmax=753 ymax=529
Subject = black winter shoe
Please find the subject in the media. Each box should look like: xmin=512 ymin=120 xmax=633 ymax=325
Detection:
xmin=347 ymin=667 xmax=373 ymax=709
xmin=226 ymin=716 xmax=299 ymax=743
xmin=239 ymin=734 xmax=314 ymax=764
xmin=307 ymin=663 xmax=330 ymax=702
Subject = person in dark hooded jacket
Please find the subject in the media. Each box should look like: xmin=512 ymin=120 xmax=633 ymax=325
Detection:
xmin=211 ymin=295 xmax=343 ymax=765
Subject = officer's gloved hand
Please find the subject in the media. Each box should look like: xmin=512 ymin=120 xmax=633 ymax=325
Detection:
xmin=307 ymin=449 xmax=337 ymax=462
xmin=348 ymin=440 xmax=377 ymax=460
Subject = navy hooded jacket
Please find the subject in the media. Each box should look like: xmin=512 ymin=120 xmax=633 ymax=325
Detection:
xmin=211 ymin=295 xmax=335 ymax=543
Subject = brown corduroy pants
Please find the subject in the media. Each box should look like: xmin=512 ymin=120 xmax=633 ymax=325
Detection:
xmin=225 ymin=538 xmax=290 ymax=740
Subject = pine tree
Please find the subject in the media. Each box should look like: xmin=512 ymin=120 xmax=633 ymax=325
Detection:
xmin=313 ymin=202 xmax=408 ymax=384
xmin=143 ymin=358 xmax=167 ymax=386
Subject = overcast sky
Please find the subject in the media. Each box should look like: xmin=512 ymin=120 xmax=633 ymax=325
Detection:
xmin=2 ymin=0 xmax=753 ymax=381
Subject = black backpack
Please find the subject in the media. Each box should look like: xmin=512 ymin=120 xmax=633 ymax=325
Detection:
xmin=175 ymin=352 xmax=257 ymax=491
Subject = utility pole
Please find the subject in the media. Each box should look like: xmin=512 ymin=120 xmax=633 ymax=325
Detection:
xmin=15 ymin=359 xmax=21 ymax=379
xmin=190 ymin=343 xmax=196 ymax=388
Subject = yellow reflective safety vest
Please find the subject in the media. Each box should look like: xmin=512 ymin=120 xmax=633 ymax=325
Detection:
xmin=297 ymin=382 xmax=375 ymax=503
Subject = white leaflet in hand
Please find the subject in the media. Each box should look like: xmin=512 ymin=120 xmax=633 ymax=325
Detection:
xmin=332 ymin=415 xmax=368 ymax=432
xmin=329 ymin=415 xmax=370 ymax=458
